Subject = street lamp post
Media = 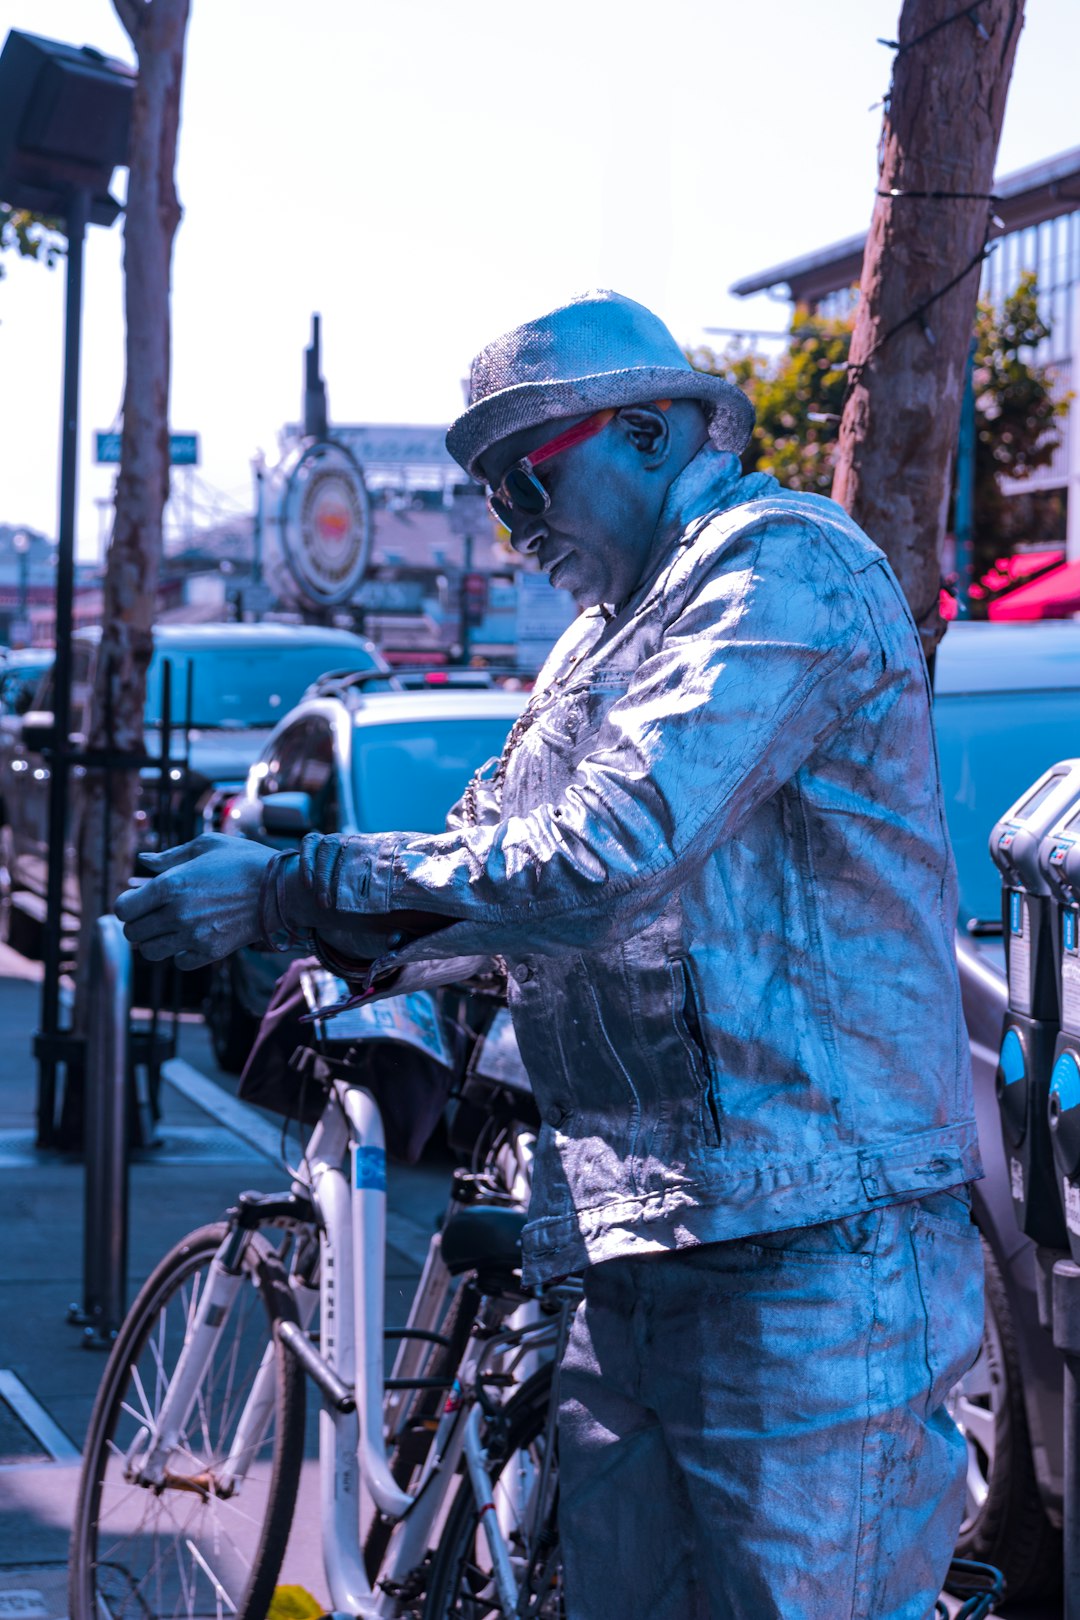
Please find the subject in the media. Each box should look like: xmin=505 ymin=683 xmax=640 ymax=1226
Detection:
xmin=11 ymin=530 xmax=30 ymax=643
xmin=0 ymin=29 xmax=134 ymax=1146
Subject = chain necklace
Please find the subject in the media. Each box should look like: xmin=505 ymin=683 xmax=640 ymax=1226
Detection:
xmin=460 ymin=639 xmax=599 ymax=829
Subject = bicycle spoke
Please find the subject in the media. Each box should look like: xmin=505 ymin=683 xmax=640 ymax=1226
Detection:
xmin=73 ymin=1229 xmax=303 ymax=1620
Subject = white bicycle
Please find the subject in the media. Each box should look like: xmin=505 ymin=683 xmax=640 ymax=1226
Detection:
xmin=68 ymin=971 xmax=573 ymax=1620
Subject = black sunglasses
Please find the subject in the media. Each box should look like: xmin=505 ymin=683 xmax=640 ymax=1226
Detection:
xmin=485 ymin=407 xmax=617 ymax=530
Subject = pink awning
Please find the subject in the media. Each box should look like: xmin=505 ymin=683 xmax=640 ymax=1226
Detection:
xmin=989 ymin=558 xmax=1080 ymax=620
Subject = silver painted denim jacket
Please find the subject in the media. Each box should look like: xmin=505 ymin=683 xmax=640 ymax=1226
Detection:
xmin=306 ymin=447 xmax=981 ymax=1285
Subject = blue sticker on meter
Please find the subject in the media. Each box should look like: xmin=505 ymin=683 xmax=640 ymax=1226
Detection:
xmin=1066 ymin=909 xmax=1078 ymax=954
xmin=354 ymin=1146 xmax=387 ymax=1191
xmin=1010 ymin=891 xmax=1023 ymax=935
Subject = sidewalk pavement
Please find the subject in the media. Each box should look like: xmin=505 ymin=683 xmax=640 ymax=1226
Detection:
xmin=0 ymin=943 xmax=451 ymax=1607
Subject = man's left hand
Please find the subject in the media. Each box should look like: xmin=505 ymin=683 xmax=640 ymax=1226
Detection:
xmin=115 ymin=832 xmax=278 ymax=970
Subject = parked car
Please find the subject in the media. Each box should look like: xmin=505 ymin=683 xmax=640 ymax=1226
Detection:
xmin=0 ymin=647 xmax=54 ymax=942
xmin=212 ymin=618 xmax=1068 ymax=1603
xmin=204 ymin=670 xmax=527 ymax=1069
xmin=0 ymin=623 xmax=391 ymax=950
xmin=0 ymin=647 xmax=54 ymax=719
xmin=935 ymin=619 xmax=1080 ymax=1599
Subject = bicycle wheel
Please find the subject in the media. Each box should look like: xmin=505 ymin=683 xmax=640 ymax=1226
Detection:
xmin=70 ymin=1222 xmax=306 ymax=1620
xmin=423 ymin=1366 xmax=563 ymax=1619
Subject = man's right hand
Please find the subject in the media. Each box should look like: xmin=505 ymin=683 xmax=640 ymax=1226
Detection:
xmin=116 ymin=833 xmax=274 ymax=970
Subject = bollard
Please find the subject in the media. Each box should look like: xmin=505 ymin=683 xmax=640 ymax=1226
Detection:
xmin=69 ymin=914 xmax=132 ymax=1348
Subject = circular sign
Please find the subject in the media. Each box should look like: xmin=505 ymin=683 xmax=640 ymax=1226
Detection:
xmin=272 ymin=439 xmax=373 ymax=608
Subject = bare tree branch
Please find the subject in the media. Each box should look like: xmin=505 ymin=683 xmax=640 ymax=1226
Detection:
xmin=67 ymin=0 xmax=192 ymax=1132
xmin=111 ymin=0 xmax=143 ymax=46
xmin=831 ymin=0 xmax=1025 ymax=659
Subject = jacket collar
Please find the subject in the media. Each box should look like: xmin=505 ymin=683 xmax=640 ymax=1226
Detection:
xmin=606 ymin=447 xmax=778 ymax=618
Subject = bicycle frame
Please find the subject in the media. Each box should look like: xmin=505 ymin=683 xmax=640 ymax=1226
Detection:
xmin=310 ymin=1083 xmax=557 ymax=1616
xmin=120 ymin=1072 xmax=558 ymax=1618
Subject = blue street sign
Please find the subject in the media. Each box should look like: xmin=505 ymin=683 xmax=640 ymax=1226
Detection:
xmin=94 ymin=431 xmax=200 ymax=466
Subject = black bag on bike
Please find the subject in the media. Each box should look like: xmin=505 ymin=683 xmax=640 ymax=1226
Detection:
xmin=238 ymin=957 xmax=455 ymax=1164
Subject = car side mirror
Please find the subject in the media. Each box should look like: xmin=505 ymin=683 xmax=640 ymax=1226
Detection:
xmin=261 ymin=790 xmax=315 ymax=837
xmin=20 ymin=711 xmax=56 ymax=754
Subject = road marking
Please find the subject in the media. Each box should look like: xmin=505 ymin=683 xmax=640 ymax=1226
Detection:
xmin=160 ymin=1059 xmax=434 ymax=1266
xmin=161 ymin=1059 xmax=287 ymax=1166
xmin=0 ymin=1371 xmax=79 ymax=1463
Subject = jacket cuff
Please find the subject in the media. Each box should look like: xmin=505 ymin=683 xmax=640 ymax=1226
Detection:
xmin=292 ymin=831 xmax=397 ymax=916
xmin=258 ymin=850 xmax=315 ymax=953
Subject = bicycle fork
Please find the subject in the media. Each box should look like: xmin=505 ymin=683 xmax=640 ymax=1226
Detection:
xmin=128 ymin=1224 xmax=252 ymax=1493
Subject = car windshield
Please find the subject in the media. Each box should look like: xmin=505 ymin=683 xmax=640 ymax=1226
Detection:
xmin=351 ymin=715 xmax=515 ymax=832
xmin=0 ymin=657 xmax=52 ymax=716
xmin=935 ymin=686 xmax=1080 ymax=926
xmin=145 ymin=646 xmax=386 ymax=729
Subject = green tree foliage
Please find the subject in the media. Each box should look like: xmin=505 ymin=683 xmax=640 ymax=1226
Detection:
xmin=689 ymin=273 xmax=1068 ymax=609
xmin=687 ymin=307 xmax=850 ymax=494
xmin=0 ymin=203 xmax=64 ymax=279
xmin=969 ymin=272 xmax=1070 ymax=586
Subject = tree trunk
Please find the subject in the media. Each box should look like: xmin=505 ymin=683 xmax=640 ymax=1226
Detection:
xmin=831 ymin=0 xmax=1024 ymax=660
xmin=72 ymin=0 xmax=191 ymax=1030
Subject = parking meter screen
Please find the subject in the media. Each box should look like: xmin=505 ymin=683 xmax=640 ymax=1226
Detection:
xmin=1018 ymin=772 xmax=1066 ymax=820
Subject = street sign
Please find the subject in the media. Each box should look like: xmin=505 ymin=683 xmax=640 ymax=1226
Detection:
xmin=356 ymin=579 xmax=426 ymax=613
xmin=94 ymin=431 xmax=200 ymax=465
xmin=169 ymin=433 xmax=199 ymax=466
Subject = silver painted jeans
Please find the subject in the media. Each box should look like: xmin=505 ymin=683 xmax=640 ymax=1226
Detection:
xmin=557 ymin=1191 xmax=983 ymax=1620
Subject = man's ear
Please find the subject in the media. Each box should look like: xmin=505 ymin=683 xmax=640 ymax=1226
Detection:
xmin=617 ymin=406 xmax=670 ymax=466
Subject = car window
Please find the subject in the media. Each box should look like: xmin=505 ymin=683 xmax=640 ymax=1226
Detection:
xmin=145 ymin=644 xmax=387 ymax=729
xmin=27 ymin=646 xmax=92 ymax=728
xmin=935 ymin=687 xmax=1080 ymax=925
xmin=0 ymin=663 xmax=50 ymax=716
xmin=261 ymin=718 xmax=341 ymax=833
xmin=261 ymin=726 xmax=311 ymax=798
xmin=351 ymin=716 xmax=514 ymax=834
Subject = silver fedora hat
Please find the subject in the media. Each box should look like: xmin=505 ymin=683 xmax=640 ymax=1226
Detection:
xmin=447 ymin=289 xmax=754 ymax=479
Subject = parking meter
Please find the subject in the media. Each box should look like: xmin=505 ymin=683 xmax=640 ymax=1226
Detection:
xmin=989 ymin=760 xmax=1080 ymax=1249
xmin=990 ymin=760 xmax=1080 ymax=1020
xmin=1040 ymin=797 xmax=1080 ymax=1263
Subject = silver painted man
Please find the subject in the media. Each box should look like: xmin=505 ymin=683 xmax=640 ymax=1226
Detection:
xmin=118 ymin=290 xmax=984 ymax=1619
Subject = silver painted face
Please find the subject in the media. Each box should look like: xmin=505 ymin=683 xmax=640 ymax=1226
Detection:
xmin=479 ymin=412 xmax=666 ymax=610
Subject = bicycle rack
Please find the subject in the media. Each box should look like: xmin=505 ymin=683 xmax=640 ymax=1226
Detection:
xmin=67 ymin=913 xmax=132 ymax=1348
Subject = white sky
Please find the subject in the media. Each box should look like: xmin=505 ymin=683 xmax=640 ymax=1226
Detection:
xmin=1 ymin=0 xmax=1078 ymax=559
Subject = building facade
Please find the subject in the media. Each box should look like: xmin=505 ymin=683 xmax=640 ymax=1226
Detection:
xmin=731 ymin=146 xmax=1080 ymax=563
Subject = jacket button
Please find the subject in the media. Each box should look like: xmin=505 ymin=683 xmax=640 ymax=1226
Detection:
xmin=511 ymin=960 xmax=533 ymax=983
xmin=544 ymin=1103 xmax=569 ymax=1128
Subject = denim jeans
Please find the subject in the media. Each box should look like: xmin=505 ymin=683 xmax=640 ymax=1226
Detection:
xmin=557 ymin=1191 xmax=984 ymax=1620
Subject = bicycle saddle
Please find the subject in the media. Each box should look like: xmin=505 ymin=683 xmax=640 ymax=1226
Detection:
xmin=440 ymin=1203 xmax=526 ymax=1284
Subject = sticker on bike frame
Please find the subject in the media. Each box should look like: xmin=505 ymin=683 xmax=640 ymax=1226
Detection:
xmin=354 ymin=1146 xmax=387 ymax=1192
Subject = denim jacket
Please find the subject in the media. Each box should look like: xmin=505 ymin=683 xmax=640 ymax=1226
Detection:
xmin=304 ymin=448 xmax=981 ymax=1285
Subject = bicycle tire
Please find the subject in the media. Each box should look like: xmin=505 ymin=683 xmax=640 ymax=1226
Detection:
xmin=950 ymin=1237 xmax=1062 ymax=1602
xmin=423 ymin=1364 xmax=562 ymax=1619
xmin=69 ymin=1221 xmax=306 ymax=1620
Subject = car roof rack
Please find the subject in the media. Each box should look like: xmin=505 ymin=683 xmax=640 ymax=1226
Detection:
xmin=304 ymin=665 xmax=535 ymax=704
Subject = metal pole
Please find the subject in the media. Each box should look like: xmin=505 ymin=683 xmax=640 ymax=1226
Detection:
xmin=252 ymin=456 xmax=264 ymax=589
xmin=69 ymin=914 xmax=131 ymax=1347
xmin=37 ymin=185 xmax=88 ymax=1148
xmin=460 ymin=532 xmax=473 ymax=665
xmin=953 ymin=337 xmax=977 ymax=621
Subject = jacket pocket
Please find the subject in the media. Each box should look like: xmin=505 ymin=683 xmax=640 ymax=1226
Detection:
xmin=672 ymin=956 xmax=722 ymax=1146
